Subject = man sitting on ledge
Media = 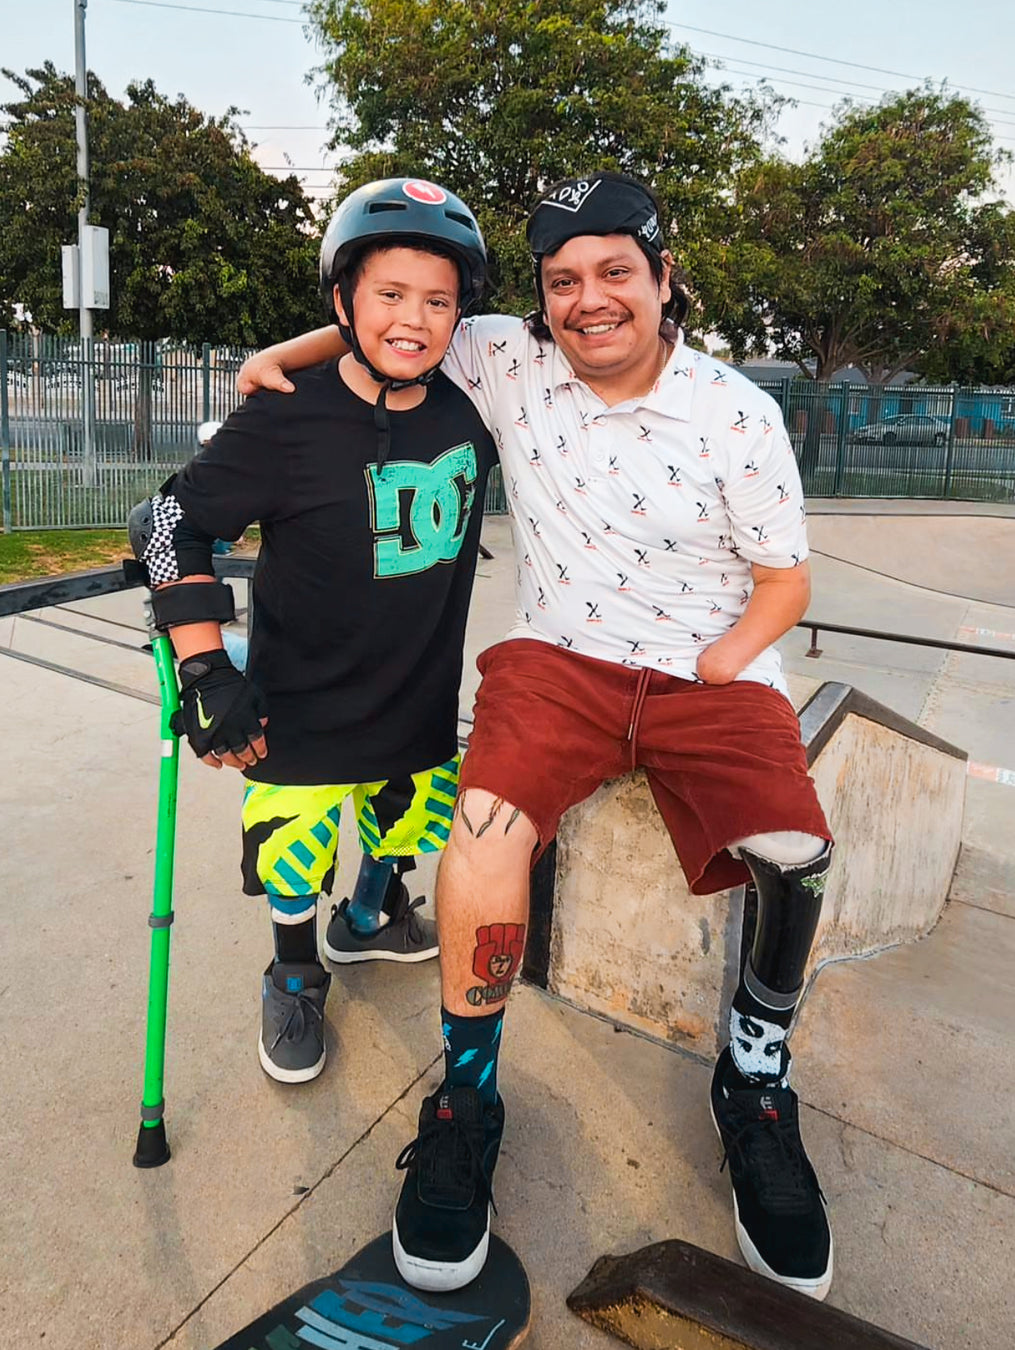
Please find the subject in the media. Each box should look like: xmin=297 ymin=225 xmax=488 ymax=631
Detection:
xmin=239 ymin=171 xmax=836 ymax=1300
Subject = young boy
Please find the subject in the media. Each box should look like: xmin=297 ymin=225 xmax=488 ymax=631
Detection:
xmin=129 ymin=178 xmax=495 ymax=1083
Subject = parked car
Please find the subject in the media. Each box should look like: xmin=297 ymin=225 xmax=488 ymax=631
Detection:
xmin=851 ymin=414 xmax=950 ymax=446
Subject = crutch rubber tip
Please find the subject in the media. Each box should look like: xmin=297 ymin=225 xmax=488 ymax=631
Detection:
xmin=133 ymin=1119 xmax=171 ymax=1168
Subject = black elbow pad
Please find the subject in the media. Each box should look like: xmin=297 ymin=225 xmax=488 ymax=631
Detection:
xmin=128 ymin=479 xmax=217 ymax=586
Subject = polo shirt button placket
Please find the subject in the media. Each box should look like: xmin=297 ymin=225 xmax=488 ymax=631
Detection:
xmin=589 ymin=408 xmax=609 ymax=479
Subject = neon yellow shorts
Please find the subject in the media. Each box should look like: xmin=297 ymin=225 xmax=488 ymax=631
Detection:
xmin=240 ymin=755 xmax=459 ymax=899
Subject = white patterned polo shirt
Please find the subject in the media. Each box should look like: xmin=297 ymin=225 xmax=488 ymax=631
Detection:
xmin=442 ymin=314 xmax=809 ymax=696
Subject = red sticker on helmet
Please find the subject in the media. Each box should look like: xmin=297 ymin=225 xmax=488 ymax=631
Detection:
xmin=402 ymin=180 xmax=447 ymax=205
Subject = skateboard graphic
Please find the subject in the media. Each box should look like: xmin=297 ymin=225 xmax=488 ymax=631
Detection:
xmin=215 ymin=1232 xmax=530 ymax=1349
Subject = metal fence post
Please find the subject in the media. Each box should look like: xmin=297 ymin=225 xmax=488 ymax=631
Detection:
xmin=1 ymin=330 xmax=11 ymax=532
xmin=82 ymin=334 xmax=97 ymax=488
xmin=201 ymin=343 xmax=211 ymax=424
xmin=942 ymin=386 xmax=957 ymax=499
xmin=832 ymin=381 xmax=849 ymax=496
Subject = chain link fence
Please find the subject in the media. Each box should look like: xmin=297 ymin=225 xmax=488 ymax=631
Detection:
xmin=0 ymin=333 xmax=251 ymax=531
xmin=753 ymin=377 xmax=1015 ymax=503
xmin=3 ymin=331 xmax=1014 ymax=530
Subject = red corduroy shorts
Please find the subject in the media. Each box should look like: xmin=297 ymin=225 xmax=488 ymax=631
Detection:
xmin=458 ymin=639 xmax=831 ymax=896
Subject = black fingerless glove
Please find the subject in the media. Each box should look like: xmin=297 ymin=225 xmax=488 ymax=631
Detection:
xmin=172 ymin=649 xmax=267 ymax=759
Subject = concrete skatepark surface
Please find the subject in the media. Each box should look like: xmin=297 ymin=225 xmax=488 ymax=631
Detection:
xmin=0 ymin=504 xmax=1013 ymax=1349
xmin=807 ymin=510 xmax=1015 ymax=606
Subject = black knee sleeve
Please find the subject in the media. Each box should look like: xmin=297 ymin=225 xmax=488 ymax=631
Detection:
xmin=740 ymin=842 xmax=832 ymax=1007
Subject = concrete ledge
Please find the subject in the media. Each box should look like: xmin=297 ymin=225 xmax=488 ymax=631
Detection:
xmin=528 ymin=681 xmax=967 ymax=1058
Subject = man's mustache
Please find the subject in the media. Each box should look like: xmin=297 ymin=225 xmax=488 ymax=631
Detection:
xmin=563 ymin=311 xmax=632 ymax=331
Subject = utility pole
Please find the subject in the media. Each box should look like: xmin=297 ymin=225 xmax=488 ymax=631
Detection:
xmin=74 ymin=0 xmax=96 ymax=481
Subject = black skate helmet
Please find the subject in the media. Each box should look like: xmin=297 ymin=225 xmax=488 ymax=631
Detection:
xmin=320 ymin=177 xmax=486 ymax=373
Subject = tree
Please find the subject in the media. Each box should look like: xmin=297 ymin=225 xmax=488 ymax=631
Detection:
xmin=914 ymin=202 xmax=1015 ymax=385
xmin=721 ymin=89 xmax=1014 ymax=386
xmin=0 ymin=64 xmax=322 ymax=344
xmin=306 ymin=0 xmax=779 ymax=325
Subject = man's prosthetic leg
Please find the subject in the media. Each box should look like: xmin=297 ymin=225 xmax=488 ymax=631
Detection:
xmin=712 ymin=832 xmax=836 ymax=1299
xmin=728 ymin=833 xmax=832 ymax=1083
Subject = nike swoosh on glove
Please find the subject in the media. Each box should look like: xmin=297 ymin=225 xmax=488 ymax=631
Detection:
xmin=172 ymin=648 xmax=267 ymax=760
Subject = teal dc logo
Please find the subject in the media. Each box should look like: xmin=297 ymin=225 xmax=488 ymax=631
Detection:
xmin=366 ymin=442 xmax=477 ymax=577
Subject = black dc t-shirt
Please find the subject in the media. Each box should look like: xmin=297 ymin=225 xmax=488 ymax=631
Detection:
xmin=172 ymin=362 xmax=496 ymax=784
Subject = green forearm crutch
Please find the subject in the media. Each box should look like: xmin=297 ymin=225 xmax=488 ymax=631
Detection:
xmin=133 ymin=629 xmax=180 ymax=1168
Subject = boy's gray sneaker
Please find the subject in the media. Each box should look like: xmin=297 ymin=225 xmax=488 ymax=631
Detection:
xmin=258 ymin=960 xmax=330 ymax=1083
xmin=324 ymin=888 xmax=439 ymax=965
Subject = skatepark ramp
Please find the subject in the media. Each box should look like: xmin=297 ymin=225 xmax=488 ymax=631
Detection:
xmin=524 ymin=679 xmax=968 ymax=1059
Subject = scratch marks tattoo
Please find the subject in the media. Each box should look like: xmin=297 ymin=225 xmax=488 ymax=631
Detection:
xmin=466 ymin=922 xmax=526 ymax=1007
xmin=455 ymin=791 xmax=522 ymax=838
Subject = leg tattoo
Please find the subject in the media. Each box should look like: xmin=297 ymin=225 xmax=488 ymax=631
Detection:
xmin=466 ymin=922 xmax=526 ymax=1007
xmin=454 ymin=791 xmax=522 ymax=839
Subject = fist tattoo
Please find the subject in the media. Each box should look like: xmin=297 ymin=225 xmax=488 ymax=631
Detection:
xmin=467 ymin=922 xmax=526 ymax=1007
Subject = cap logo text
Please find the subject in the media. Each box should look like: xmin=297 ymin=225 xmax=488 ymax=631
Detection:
xmin=541 ymin=179 xmax=602 ymax=213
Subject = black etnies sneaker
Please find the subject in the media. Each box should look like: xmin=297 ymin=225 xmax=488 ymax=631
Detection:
xmin=393 ymin=1085 xmax=504 ymax=1292
xmin=710 ymin=1046 xmax=833 ymax=1301
xmin=324 ymin=890 xmax=438 ymax=965
xmin=258 ymin=961 xmax=330 ymax=1084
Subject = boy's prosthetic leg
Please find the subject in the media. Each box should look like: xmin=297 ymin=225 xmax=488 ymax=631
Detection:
xmin=133 ymin=629 xmax=180 ymax=1167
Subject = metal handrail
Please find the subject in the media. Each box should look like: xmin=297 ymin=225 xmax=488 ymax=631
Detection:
xmin=2 ymin=566 xmax=1012 ymax=665
xmin=0 ymin=557 xmax=254 ymax=618
xmin=798 ymin=619 xmax=1014 ymax=661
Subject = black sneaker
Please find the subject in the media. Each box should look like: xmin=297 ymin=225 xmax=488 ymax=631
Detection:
xmin=258 ymin=961 xmax=330 ymax=1084
xmin=710 ymin=1046 xmax=833 ymax=1300
xmin=392 ymin=1085 xmax=504 ymax=1291
xmin=323 ymin=889 xmax=438 ymax=965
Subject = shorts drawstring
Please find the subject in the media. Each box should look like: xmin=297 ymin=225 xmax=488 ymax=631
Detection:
xmin=625 ymin=666 xmax=652 ymax=769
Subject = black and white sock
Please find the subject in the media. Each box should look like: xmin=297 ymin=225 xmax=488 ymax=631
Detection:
xmin=729 ymin=977 xmax=794 ymax=1084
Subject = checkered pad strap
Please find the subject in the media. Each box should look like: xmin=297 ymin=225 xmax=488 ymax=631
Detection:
xmin=142 ymin=491 xmax=186 ymax=585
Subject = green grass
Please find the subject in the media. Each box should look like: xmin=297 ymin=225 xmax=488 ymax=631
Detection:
xmin=0 ymin=529 xmax=129 ymax=584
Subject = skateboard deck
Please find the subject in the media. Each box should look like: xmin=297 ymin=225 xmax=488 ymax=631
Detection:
xmin=215 ymin=1232 xmax=530 ymax=1349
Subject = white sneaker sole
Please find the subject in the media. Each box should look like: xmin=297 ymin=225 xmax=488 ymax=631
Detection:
xmin=258 ymin=1035 xmax=325 ymax=1083
xmin=391 ymin=1207 xmax=490 ymax=1292
xmin=710 ymin=1099 xmax=833 ymax=1302
xmin=323 ymin=938 xmax=439 ymax=965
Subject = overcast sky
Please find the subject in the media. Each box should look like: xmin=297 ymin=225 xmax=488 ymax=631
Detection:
xmin=4 ymin=0 xmax=1014 ymax=209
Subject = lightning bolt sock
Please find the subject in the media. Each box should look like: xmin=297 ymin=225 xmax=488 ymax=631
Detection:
xmin=441 ymin=1005 xmax=504 ymax=1106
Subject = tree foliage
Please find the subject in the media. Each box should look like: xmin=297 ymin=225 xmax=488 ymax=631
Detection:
xmin=0 ymin=64 xmax=322 ymax=342
xmin=307 ymin=0 xmax=779 ymax=323
xmin=913 ymin=200 xmax=1015 ymax=385
xmin=721 ymin=89 xmax=1015 ymax=383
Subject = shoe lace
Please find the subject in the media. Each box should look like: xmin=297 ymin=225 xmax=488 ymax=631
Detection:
xmin=395 ymin=1115 xmax=498 ymax=1214
xmin=269 ymin=988 xmax=323 ymax=1053
xmin=720 ymin=1111 xmax=823 ymax=1216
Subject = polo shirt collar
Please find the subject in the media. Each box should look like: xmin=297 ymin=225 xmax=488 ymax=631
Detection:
xmin=549 ymin=329 xmax=697 ymax=422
